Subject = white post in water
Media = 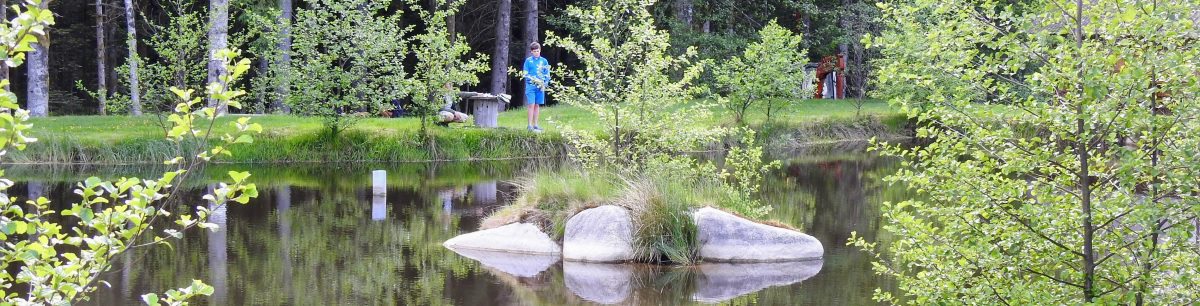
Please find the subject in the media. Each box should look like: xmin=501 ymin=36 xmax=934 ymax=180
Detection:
xmin=372 ymin=170 xmax=386 ymax=220
xmin=372 ymin=170 xmax=386 ymax=195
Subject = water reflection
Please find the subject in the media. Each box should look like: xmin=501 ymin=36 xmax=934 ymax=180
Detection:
xmin=3 ymin=147 xmax=913 ymax=305
xmin=563 ymin=262 xmax=633 ymax=304
xmin=692 ymin=260 xmax=824 ymax=303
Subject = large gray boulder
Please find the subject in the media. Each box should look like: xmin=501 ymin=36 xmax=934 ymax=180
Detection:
xmin=443 ymin=223 xmax=561 ymax=255
xmin=563 ymin=205 xmax=636 ymax=262
xmin=694 ymin=207 xmax=823 ymax=262
xmin=563 ymin=261 xmax=633 ymax=304
xmin=692 ymin=259 xmax=824 ymax=303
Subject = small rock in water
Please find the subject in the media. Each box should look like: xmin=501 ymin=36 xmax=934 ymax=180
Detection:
xmin=443 ymin=222 xmax=561 ymax=255
xmin=694 ymin=207 xmax=824 ymax=262
xmin=563 ymin=205 xmax=636 ymax=262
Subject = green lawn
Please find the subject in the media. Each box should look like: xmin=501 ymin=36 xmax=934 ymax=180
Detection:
xmin=19 ymin=98 xmax=901 ymax=163
xmin=32 ymin=98 xmax=893 ymax=141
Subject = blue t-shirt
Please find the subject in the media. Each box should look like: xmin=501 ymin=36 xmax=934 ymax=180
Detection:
xmin=523 ymin=56 xmax=550 ymax=91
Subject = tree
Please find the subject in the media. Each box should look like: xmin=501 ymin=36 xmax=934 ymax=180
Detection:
xmin=140 ymin=4 xmax=209 ymax=113
xmin=95 ymin=0 xmax=107 ymax=115
xmin=489 ymin=0 xmax=511 ymax=95
xmin=123 ymin=0 xmax=141 ymax=115
xmin=25 ymin=0 xmax=49 ymax=117
xmin=410 ymin=0 xmax=489 ymax=138
xmin=276 ymin=0 xmax=291 ymax=114
xmin=286 ymin=0 xmax=411 ymax=135
xmin=522 ymin=0 xmax=537 ymax=58
xmin=545 ymin=0 xmax=723 ymax=172
xmin=856 ymin=0 xmax=1200 ymax=303
xmin=715 ymin=20 xmax=812 ymax=124
xmin=206 ymin=0 xmax=229 ymax=114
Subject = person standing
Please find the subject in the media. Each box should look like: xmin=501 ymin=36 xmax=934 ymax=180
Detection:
xmin=523 ymin=42 xmax=550 ymax=132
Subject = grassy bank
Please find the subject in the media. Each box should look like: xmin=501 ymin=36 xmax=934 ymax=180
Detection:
xmin=15 ymin=99 xmax=905 ymax=164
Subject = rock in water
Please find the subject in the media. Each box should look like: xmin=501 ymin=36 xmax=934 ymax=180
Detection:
xmin=443 ymin=223 xmax=561 ymax=255
xmin=563 ymin=205 xmax=636 ymax=262
xmin=694 ymin=207 xmax=823 ymax=262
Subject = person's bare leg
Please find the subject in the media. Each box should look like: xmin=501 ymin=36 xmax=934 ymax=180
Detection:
xmin=532 ymin=104 xmax=540 ymax=127
xmin=526 ymin=103 xmax=534 ymax=128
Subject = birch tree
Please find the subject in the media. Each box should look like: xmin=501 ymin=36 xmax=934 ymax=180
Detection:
xmin=95 ymin=0 xmax=107 ymax=115
xmin=123 ymin=0 xmax=140 ymax=115
xmin=25 ymin=0 xmax=49 ymax=117
xmin=206 ymin=0 xmax=229 ymax=113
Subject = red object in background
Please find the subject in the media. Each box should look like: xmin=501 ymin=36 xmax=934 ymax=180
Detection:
xmin=813 ymin=54 xmax=846 ymax=99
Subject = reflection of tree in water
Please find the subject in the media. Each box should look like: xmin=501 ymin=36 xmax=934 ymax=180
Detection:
xmin=84 ymin=180 xmax=521 ymax=305
xmin=753 ymin=154 xmax=914 ymax=305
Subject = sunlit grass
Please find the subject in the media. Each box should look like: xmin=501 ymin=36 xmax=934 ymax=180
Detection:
xmin=20 ymin=98 xmax=900 ymax=163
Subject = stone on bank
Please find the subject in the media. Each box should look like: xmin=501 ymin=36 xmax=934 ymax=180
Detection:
xmin=693 ymin=207 xmax=824 ymax=262
xmin=563 ymin=205 xmax=636 ymax=262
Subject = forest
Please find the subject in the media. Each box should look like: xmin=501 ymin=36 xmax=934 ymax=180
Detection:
xmin=14 ymin=0 xmax=878 ymax=116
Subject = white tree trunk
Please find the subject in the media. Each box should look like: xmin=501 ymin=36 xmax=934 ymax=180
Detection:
xmin=674 ymin=0 xmax=693 ymax=29
xmin=96 ymin=0 xmax=107 ymax=115
xmin=207 ymin=0 xmax=229 ymax=114
xmin=274 ymin=0 xmax=292 ymax=114
xmin=124 ymin=0 xmax=141 ymax=115
xmin=26 ymin=0 xmax=50 ymax=117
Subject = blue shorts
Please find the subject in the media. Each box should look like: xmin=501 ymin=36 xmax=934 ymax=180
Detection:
xmin=525 ymin=84 xmax=545 ymax=105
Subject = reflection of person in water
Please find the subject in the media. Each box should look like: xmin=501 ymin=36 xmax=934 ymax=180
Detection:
xmin=437 ymin=187 xmax=468 ymax=214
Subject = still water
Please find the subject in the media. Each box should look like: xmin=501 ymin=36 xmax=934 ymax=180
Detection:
xmin=9 ymin=144 xmax=911 ymax=305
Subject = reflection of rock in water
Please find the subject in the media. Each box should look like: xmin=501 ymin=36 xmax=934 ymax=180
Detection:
xmin=564 ymin=262 xmax=633 ymax=305
xmin=448 ymin=247 xmax=559 ymax=278
xmin=691 ymin=259 xmax=824 ymax=303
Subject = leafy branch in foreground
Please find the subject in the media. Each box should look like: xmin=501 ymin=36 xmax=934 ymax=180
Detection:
xmin=0 ymin=5 xmax=263 ymax=300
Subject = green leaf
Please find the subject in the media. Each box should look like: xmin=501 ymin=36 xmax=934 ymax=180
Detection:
xmin=228 ymin=171 xmax=250 ymax=184
xmin=79 ymin=208 xmax=94 ymax=223
xmin=141 ymin=293 xmax=159 ymax=305
xmin=1120 ymin=10 xmax=1135 ymax=23
xmin=233 ymin=134 xmax=253 ymax=144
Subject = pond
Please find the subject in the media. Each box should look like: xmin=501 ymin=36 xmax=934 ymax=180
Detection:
xmin=8 ymin=143 xmax=912 ymax=305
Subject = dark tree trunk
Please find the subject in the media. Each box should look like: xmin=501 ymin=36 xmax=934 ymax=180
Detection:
xmin=26 ymin=0 xmax=50 ymax=117
xmin=207 ymin=0 xmax=230 ymax=113
xmin=490 ymin=0 xmax=511 ymax=94
xmin=274 ymin=0 xmax=292 ymax=114
xmin=256 ymin=58 xmax=267 ymax=113
xmin=124 ymin=0 xmax=141 ymax=115
xmin=523 ymin=0 xmax=538 ymax=59
xmin=96 ymin=0 xmax=107 ymax=115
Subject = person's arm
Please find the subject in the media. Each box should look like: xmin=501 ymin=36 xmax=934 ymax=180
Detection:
xmin=523 ymin=58 xmax=535 ymax=84
xmin=542 ymin=59 xmax=551 ymax=85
